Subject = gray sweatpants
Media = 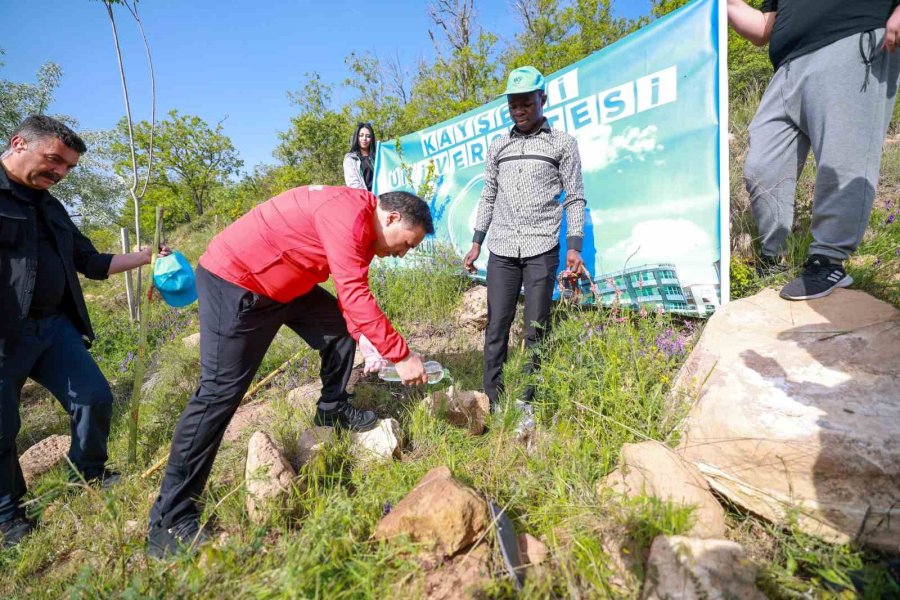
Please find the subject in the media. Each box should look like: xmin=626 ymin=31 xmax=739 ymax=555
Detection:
xmin=744 ymin=29 xmax=900 ymax=261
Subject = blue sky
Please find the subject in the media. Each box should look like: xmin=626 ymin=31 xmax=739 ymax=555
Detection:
xmin=2 ymin=0 xmax=652 ymax=171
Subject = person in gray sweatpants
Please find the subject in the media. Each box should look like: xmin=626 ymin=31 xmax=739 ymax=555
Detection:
xmin=729 ymin=0 xmax=900 ymax=300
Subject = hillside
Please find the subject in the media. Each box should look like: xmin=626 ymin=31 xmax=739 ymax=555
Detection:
xmin=2 ymin=94 xmax=900 ymax=599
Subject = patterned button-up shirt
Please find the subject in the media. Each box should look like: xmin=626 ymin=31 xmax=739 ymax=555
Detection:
xmin=473 ymin=119 xmax=586 ymax=259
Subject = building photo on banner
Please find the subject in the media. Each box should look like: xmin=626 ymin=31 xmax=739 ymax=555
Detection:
xmin=375 ymin=0 xmax=730 ymax=317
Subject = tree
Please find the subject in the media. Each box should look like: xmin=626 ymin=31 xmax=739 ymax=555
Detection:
xmin=405 ymin=0 xmax=502 ymax=128
xmin=276 ymin=73 xmax=347 ymax=186
xmin=0 ymin=50 xmax=64 ymax=138
xmin=504 ymin=0 xmax=641 ymax=76
xmin=343 ymin=51 xmax=411 ymax=141
xmin=112 ymin=109 xmax=242 ymax=227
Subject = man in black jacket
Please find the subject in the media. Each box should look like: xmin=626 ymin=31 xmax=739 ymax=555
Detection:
xmin=0 ymin=115 xmax=155 ymax=548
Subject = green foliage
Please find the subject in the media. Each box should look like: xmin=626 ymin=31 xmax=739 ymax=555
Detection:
xmin=275 ymin=73 xmax=348 ymax=187
xmin=368 ymin=244 xmax=469 ymax=332
xmin=4 ymin=224 xmax=899 ymax=596
xmin=729 ymin=255 xmax=758 ymax=299
xmin=505 ymin=0 xmax=645 ymax=75
xmin=210 ymin=164 xmax=304 ymax=222
xmin=0 ymin=49 xmax=63 ymax=139
xmin=113 ymin=109 xmax=243 ymax=231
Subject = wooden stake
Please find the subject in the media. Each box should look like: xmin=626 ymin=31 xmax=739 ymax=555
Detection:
xmin=128 ymin=206 xmax=163 ymax=466
xmin=120 ymin=227 xmax=136 ymax=321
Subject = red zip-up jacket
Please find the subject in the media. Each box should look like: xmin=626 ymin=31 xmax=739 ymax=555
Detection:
xmin=199 ymin=185 xmax=410 ymax=363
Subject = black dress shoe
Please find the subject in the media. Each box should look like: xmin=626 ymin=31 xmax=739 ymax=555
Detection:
xmin=147 ymin=518 xmax=212 ymax=559
xmin=1 ymin=515 xmax=34 ymax=549
xmin=314 ymin=402 xmax=378 ymax=432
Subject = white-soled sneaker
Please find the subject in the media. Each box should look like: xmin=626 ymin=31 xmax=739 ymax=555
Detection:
xmin=780 ymin=255 xmax=852 ymax=301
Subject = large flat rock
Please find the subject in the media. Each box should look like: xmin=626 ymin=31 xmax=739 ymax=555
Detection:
xmin=675 ymin=288 xmax=900 ymax=552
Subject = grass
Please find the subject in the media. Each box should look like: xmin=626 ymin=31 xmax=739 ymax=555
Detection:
xmin=2 ymin=240 xmax=703 ymax=598
xmin=4 ymin=93 xmax=900 ymax=598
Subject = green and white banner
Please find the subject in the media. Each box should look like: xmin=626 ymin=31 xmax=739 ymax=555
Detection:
xmin=375 ymin=0 xmax=729 ymax=316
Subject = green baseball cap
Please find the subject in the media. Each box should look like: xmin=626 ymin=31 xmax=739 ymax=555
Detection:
xmin=500 ymin=66 xmax=545 ymax=96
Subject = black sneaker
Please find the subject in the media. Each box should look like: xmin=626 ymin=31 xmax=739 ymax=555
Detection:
xmin=97 ymin=470 xmax=122 ymax=490
xmin=70 ymin=467 xmax=121 ymax=490
xmin=147 ymin=518 xmax=212 ymax=559
xmin=91 ymin=469 xmax=122 ymax=490
xmin=314 ymin=402 xmax=378 ymax=432
xmin=780 ymin=255 xmax=853 ymax=301
xmin=755 ymin=254 xmax=789 ymax=277
xmin=1 ymin=515 xmax=34 ymax=549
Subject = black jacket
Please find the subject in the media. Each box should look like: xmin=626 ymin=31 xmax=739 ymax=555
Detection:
xmin=0 ymin=164 xmax=113 ymax=356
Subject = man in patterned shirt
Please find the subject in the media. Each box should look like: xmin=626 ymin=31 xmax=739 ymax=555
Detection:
xmin=463 ymin=66 xmax=586 ymax=430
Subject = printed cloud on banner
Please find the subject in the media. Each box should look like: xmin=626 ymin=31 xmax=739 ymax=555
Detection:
xmin=605 ymin=219 xmax=714 ymax=280
xmin=375 ymin=0 xmax=728 ymax=316
xmin=573 ymin=124 xmax=663 ymax=172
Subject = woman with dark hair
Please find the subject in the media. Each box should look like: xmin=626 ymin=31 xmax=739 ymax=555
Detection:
xmin=343 ymin=122 xmax=376 ymax=191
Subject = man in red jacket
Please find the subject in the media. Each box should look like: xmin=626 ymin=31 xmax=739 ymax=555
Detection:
xmin=147 ymin=185 xmax=432 ymax=558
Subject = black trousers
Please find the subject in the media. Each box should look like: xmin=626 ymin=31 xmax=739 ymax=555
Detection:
xmin=0 ymin=315 xmax=113 ymax=523
xmin=483 ymin=246 xmax=559 ymax=406
xmin=149 ymin=265 xmax=355 ymax=528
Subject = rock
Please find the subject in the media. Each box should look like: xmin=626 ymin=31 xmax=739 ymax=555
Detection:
xmin=641 ymin=536 xmax=764 ymax=600
xmin=425 ymin=387 xmax=490 ymax=435
xmin=20 ymin=435 xmax=70 ymax=485
xmin=351 ymin=418 xmax=402 ymax=462
xmin=286 ymin=384 xmax=319 ymax=418
xmin=456 ymin=286 xmax=488 ymax=330
xmin=244 ymin=431 xmax=297 ymax=524
xmin=182 ymin=332 xmax=201 ymax=349
xmin=419 ymin=542 xmax=492 ymax=600
xmin=19 ymin=379 xmax=42 ymax=403
xmin=518 ymin=533 xmax=549 ymax=567
xmin=374 ymin=466 xmax=489 ymax=557
xmin=675 ymin=288 xmax=900 ymax=551
xmin=223 ymin=403 xmax=271 ymax=443
xmin=297 ymin=426 xmax=334 ymax=466
xmin=599 ymin=441 xmax=726 ymax=539
xmin=600 ymin=526 xmax=642 ymax=593
xmin=124 ymin=519 xmax=141 ymax=537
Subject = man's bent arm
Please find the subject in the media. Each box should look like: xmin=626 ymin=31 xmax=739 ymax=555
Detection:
xmin=314 ymin=205 xmax=410 ymax=363
xmin=108 ymin=250 xmax=151 ymax=275
xmin=727 ymin=0 xmax=776 ymax=46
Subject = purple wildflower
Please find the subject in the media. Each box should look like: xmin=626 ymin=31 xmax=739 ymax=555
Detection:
xmin=655 ymin=327 xmax=690 ymax=358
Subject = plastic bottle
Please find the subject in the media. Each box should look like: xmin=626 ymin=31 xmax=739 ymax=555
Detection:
xmin=378 ymin=360 xmax=448 ymax=384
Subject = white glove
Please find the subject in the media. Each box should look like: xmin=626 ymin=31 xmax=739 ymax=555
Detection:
xmin=359 ymin=334 xmax=389 ymax=374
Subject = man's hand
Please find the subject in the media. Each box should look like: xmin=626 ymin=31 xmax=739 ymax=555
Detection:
xmin=358 ymin=334 xmax=389 ymax=374
xmin=109 ymin=245 xmax=172 ymax=275
xmin=394 ymin=351 xmax=428 ymax=386
xmin=885 ymin=7 xmax=900 ymax=52
xmin=463 ymin=243 xmax=481 ymax=273
xmin=137 ymin=244 xmax=172 ymax=266
xmin=566 ymin=249 xmax=584 ymax=275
